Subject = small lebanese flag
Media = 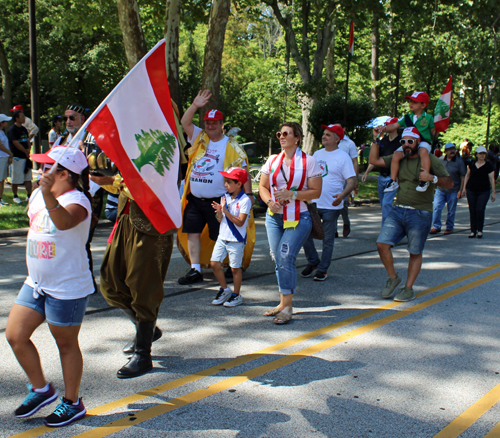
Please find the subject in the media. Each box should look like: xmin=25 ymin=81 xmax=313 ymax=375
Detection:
xmin=84 ymin=40 xmax=181 ymax=234
xmin=348 ymin=21 xmax=354 ymax=58
xmin=434 ymin=75 xmax=453 ymax=133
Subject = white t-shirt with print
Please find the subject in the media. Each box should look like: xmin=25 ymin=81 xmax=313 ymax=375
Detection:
xmin=261 ymin=152 xmax=322 ymax=214
xmin=25 ymin=188 xmax=94 ymax=300
xmin=218 ymin=192 xmax=252 ymax=242
xmin=312 ymin=148 xmax=356 ymax=210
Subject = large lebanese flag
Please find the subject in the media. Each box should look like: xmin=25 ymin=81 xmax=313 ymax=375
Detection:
xmin=434 ymin=75 xmax=453 ymax=133
xmin=84 ymin=40 xmax=181 ymax=234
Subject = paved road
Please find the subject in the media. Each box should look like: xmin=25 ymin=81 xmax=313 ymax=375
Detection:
xmin=1 ymin=197 xmax=500 ymax=438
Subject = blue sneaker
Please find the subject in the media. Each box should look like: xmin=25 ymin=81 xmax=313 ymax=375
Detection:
xmin=15 ymin=383 xmax=59 ymax=418
xmin=44 ymin=397 xmax=86 ymax=427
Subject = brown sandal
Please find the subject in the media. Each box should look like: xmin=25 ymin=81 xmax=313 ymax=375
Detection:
xmin=264 ymin=307 xmax=281 ymax=317
xmin=273 ymin=311 xmax=292 ymax=325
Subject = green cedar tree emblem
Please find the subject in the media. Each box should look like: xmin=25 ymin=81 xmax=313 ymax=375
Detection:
xmin=435 ymin=99 xmax=450 ymax=119
xmin=132 ymin=129 xmax=176 ymax=176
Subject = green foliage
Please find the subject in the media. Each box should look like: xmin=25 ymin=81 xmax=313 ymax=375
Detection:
xmin=308 ymin=92 xmax=377 ymax=145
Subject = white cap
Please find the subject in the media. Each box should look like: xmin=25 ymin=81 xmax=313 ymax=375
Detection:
xmin=475 ymin=146 xmax=487 ymax=154
xmin=48 ymin=147 xmax=89 ymax=175
xmin=0 ymin=114 xmax=12 ymax=123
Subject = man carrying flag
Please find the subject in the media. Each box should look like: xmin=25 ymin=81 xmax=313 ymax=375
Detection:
xmin=177 ymin=89 xmax=256 ymax=285
xmin=82 ymin=40 xmax=185 ymax=379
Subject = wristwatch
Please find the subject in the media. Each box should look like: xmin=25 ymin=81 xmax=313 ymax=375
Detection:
xmin=432 ymin=175 xmax=438 ymax=184
xmin=266 ymin=199 xmax=272 ymax=205
xmin=291 ymin=191 xmax=298 ymax=201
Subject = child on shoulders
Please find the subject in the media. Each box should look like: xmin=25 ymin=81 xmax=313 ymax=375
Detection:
xmin=210 ymin=167 xmax=252 ymax=307
xmin=379 ymin=92 xmax=436 ymax=193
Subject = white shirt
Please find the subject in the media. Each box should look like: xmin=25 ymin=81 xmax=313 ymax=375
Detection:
xmin=218 ymin=192 xmax=252 ymax=242
xmin=25 ymin=188 xmax=94 ymax=300
xmin=0 ymin=130 xmax=9 ymax=158
xmin=338 ymin=134 xmax=358 ymax=159
xmin=312 ymin=148 xmax=356 ymax=210
xmin=189 ymin=126 xmax=229 ymax=198
xmin=48 ymin=129 xmax=61 ymax=145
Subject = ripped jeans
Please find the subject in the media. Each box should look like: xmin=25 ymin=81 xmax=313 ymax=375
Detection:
xmin=265 ymin=211 xmax=312 ymax=295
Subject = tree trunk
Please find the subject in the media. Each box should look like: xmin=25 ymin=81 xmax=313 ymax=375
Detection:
xmin=199 ymin=0 xmax=231 ymax=122
xmin=371 ymin=10 xmax=380 ymax=110
xmin=164 ymin=0 xmax=182 ymax=113
xmin=116 ymin=0 xmax=147 ymax=69
xmin=300 ymin=95 xmax=318 ymax=155
xmin=325 ymin=31 xmax=335 ymax=92
xmin=0 ymin=39 xmax=12 ymax=115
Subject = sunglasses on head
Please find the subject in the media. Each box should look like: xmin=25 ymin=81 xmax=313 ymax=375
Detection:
xmin=65 ymin=115 xmax=76 ymax=121
xmin=400 ymin=139 xmax=417 ymax=145
xmin=276 ymin=131 xmax=294 ymax=139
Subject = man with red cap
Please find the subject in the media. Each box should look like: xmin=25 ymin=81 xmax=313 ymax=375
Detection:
xmin=362 ymin=117 xmax=402 ymax=224
xmin=369 ymin=127 xmax=452 ymax=302
xmin=301 ymin=124 xmax=357 ymax=281
xmin=10 ymin=105 xmax=39 ymax=140
xmin=178 ymin=90 xmax=256 ymax=285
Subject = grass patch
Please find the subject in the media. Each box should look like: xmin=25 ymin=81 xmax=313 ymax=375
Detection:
xmin=0 ymin=190 xmax=29 ymax=229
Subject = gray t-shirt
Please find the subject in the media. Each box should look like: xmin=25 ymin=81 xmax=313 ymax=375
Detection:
xmin=437 ymin=155 xmax=466 ymax=193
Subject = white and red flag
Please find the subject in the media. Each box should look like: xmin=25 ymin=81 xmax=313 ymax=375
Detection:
xmin=434 ymin=75 xmax=453 ymax=133
xmin=348 ymin=21 xmax=354 ymax=58
xmin=82 ymin=40 xmax=181 ymax=234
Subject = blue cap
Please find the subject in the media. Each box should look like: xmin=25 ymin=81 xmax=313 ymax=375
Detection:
xmin=444 ymin=142 xmax=456 ymax=149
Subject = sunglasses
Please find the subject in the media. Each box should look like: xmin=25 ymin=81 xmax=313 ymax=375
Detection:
xmin=65 ymin=115 xmax=76 ymax=121
xmin=276 ymin=131 xmax=294 ymax=139
xmin=400 ymin=139 xmax=417 ymax=145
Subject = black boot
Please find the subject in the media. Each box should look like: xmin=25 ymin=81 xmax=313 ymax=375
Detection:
xmin=120 ymin=308 xmax=162 ymax=355
xmin=117 ymin=320 xmax=156 ymax=379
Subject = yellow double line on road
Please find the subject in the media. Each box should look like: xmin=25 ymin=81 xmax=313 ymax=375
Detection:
xmin=11 ymin=262 xmax=500 ymax=438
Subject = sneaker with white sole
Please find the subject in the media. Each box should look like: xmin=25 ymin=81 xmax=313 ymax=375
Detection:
xmin=15 ymin=383 xmax=59 ymax=418
xmin=384 ymin=180 xmax=399 ymax=192
xmin=313 ymin=271 xmax=327 ymax=281
xmin=416 ymin=181 xmax=429 ymax=192
xmin=301 ymin=264 xmax=317 ymax=278
xmin=381 ymin=275 xmax=402 ymax=299
xmin=44 ymin=397 xmax=86 ymax=427
xmin=223 ymin=293 xmax=243 ymax=307
xmin=211 ymin=288 xmax=232 ymax=305
xmin=13 ymin=197 xmax=23 ymax=204
xmin=0 ymin=199 xmax=8 ymax=205
xmin=394 ymin=286 xmax=416 ymax=302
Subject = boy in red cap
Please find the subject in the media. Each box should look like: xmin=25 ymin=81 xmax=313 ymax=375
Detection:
xmin=378 ymin=92 xmax=436 ymax=193
xmin=210 ymin=167 xmax=252 ymax=307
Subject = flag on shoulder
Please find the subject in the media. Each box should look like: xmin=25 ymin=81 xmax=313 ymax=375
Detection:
xmin=84 ymin=39 xmax=181 ymax=234
xmin=434 ymin=75 xmax=453 ymax=133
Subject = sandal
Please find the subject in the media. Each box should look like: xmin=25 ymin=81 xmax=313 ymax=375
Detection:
xmin=273 ymin=310 xmax=292 ymax=325
xmin=264 ymin=307 xmax=281 ymax=317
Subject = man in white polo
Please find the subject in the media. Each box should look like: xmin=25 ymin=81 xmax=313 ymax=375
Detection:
xmin=302 ymin=124 xmax=357 ymax=281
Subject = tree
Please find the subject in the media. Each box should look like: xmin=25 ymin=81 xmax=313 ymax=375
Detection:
xmin=0 ymin=40 xmax=12 ymax=114
xmin=116 ymin=0 xmax=148 ymax=69
xmin=164 ymin=0 xmax=183 ymax=112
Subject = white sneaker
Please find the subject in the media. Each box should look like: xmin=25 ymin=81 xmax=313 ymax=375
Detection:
xmin=223 ymin=294 xmax=243 ymax=307
xmin=211 ymin=288 xmax=232 ymax=305
xmin=384 ymin=180 xmax=399 ymax=193
xmin=13 ymin=197 xmax=22 ymax=204
xmin=0 ymin=199 xmax=8 ymax=205
xmin=416 ymin=181 xmax=429 ymax=192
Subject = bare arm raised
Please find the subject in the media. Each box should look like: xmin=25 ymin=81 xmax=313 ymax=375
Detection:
xmin=181 ymin=89 xmax=212 ymax=140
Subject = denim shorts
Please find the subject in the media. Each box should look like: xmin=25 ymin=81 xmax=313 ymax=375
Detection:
xmin=211 ymin=238 xmax=245 ymax=268
xmin=15 ymin=283 xmax=89 ymax=327
xmin=377 ymin=206 xmax=432 ymax=254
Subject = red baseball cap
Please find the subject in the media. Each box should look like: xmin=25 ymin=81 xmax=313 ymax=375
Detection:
xmin=401 ymin=127 xmax=421 ymax=140
xmin=404 ymin=92 xmax=429 ymax=105
xmin=10 ymin=105 xmax=24 ymax=112
xmin=219 ymin=167 xmax=248 ymax=184
xmin=203 ymin=109 xmax=223 ymax=121
xmin=385 ymin=117 xmax=399 ymax=125
xmin=321 ymin=124 xmax=344 ymax=140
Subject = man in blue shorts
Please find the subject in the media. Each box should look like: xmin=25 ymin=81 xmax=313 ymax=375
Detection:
xmin=369 ymin=127 xmax=453 ymax=302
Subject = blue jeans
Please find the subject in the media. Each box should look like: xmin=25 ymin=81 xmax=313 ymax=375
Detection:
xmin=377 ymin=206 xmax=432 ymax=254
xmin=265 ymin=211 xmax=312 ymax=295
xmin=303 ymin=208 xmax=341 ymax=273
xmin=378 ymin=175 xmax=397 ymax=225
xmin=432 ymin=190 xmax=459 ymax=231
xmin=466 ymin=190 xmax=490 ymax=233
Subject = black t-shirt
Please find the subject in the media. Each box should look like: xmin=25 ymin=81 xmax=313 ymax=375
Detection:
xmin=7 ymin=124 xmax=29 ymax=158
xmin=378 ymin=134 xmax=401 ymax=176
xmin=468 ymin=161 xmax=494 ymax=193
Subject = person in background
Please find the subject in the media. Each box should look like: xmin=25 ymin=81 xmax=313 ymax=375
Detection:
xmin=10 ymin=105 xmax=39 ymax=141
xmin=0 ymin=114 xmax=13 ymax=205
xmin=104 ymin=192 xmax=119 ymax=222
xmin=259 ymin=122 xmax=322 ymax=324
xmin=362 ymin=117 xmax=401 ymax=224
xmin=48 ymin=115 xmax=63 ymax=148
xmin=429 ymin=143 xmax=466 ymax=235
xmin=461 ymin=146 xmax=496 ymax=238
